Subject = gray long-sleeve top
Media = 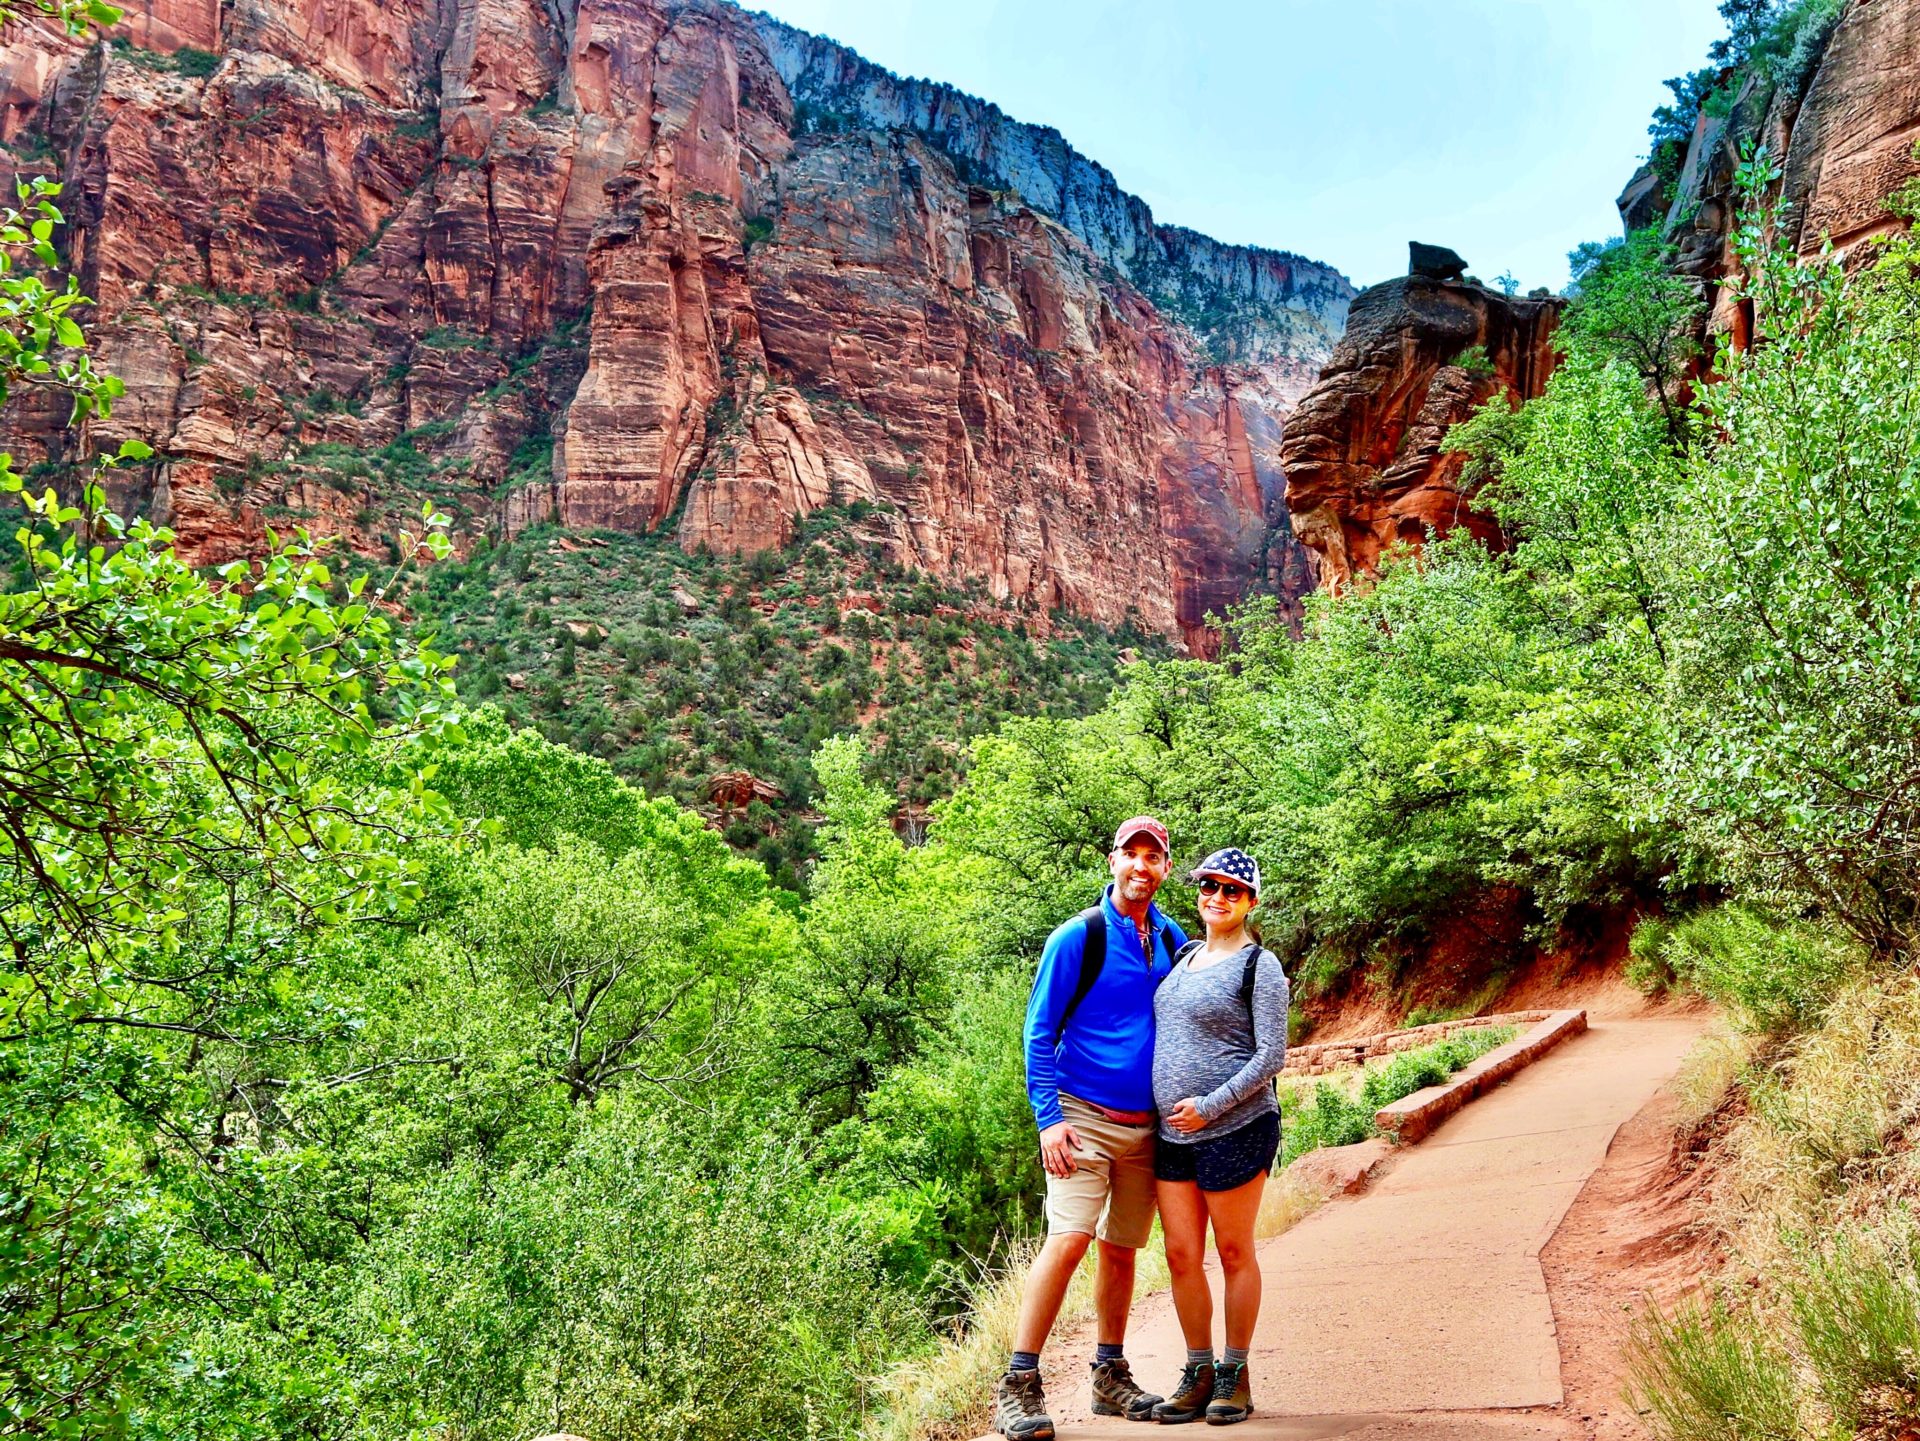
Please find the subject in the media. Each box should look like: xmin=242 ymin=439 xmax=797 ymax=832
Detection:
xmin=1152 ymin=941 xmax=1289 ymax=1143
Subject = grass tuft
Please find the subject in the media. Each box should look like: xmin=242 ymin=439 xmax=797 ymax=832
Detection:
xmin=1627 ymin=1295 xmax=1802 ymax=1441
xmin=1668 ymin=1026 xmax=1753 ymax=1141
xmin=1785 ymin=1223 xmax=1920 ymax=1434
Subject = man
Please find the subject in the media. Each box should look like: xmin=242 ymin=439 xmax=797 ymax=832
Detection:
xmin=994 ymin=816 xmax=1188 ymax=1440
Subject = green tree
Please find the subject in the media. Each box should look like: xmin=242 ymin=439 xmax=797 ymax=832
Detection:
xmin=1 ymin=123 xmax=462 ymax=1441
xmin=770 ymin=737 xmax=963 ymax=1121
xmin=450 ymin=832 xmax=789 ymax=1103
xmin=1652 ymin=156 xmax=1920 ymax=955
xmin=1561 ymin=228 xmax=1703 ymax=447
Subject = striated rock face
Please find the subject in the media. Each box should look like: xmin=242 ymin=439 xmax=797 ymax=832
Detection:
xmin=1776 ymin=0 xmax=1920 ymax=256
xmin=0 ymin=0 xmax=1354 ymax=647
xmin=1621 ymin=0 xmax=1920 ymax=337
xmin=751 ymin=12 xmax=1352 ymax=373
xmin=1280 ymin=271 xmax=1562 ymax=591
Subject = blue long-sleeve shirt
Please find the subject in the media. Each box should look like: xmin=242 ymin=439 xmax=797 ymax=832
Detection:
xmin=1024 ymin=886 xmax=1187 ymax=1130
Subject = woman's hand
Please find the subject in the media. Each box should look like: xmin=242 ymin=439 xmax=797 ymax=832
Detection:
xmin=1168 ymin=1098 xmax=1207 ymax=1134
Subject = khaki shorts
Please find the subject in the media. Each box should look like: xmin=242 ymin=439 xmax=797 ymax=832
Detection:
xmin=1043 ymin=1094 xmax=1158 ymax=1249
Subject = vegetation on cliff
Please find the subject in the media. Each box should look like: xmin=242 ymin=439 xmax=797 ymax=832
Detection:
xmin=405 ymin=512 xmax=1162 ymax=888
xmin=4 ymin=3 xmax=1920 ymax=1437
xmin=1646 ymin=0 xmax=1845 ymax=205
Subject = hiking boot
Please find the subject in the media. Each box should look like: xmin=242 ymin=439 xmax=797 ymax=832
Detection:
xmin=1204 ymin=1361 xmax=1252 ymax=1425
xmin=1150 ymin=1360 xmax=1214 ymax=1424
xmin=1091 ymin=1356 xmax=1162 ymax=1421
xmin=993 ymin=1368 xmax=1056 ymax=1440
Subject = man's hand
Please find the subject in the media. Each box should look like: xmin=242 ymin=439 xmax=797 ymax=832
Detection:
xmin=1168 ymin=1098 xmax=1207 ymax=1134
xmin=1039 ymin=1120 xmax=1082 ymax=1177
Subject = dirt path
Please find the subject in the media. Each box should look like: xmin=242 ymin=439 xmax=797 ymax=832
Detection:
xmin=1044 ymin=1015 xmax=1707 ymax=1439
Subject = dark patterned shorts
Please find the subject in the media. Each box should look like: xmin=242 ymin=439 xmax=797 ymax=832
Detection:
xmin=1154 ymin=1111 xmax=1280 ymax=1192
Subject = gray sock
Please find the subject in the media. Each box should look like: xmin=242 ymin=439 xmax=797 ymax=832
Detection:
xmin=1187 ymin=1347 xmax=1214 ymax=1367
xmin=1222 ymin=1345 xmax=1250 ymax=1368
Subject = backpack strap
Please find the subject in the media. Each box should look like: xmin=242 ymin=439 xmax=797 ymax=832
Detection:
xmin=1055 ymin=907 xmax=1107 ymax=1045
xmin=1238 ymin=943 xmax=1263 ymax=1009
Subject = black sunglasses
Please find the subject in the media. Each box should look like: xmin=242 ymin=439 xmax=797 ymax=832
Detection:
xmin=1196 ymin=877 xmax=1250 ymax=901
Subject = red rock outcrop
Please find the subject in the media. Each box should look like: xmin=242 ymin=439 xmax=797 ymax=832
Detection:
xmin=1283 ymin=0 xmax=1917 ymax=598
xmin=1619 ymin=0 xmax=1920 ymax=338
xmin=0 ymin=0 xmax=1353 ymax=649
xmin=1279 ymin=272 xmax=1562 ymax=591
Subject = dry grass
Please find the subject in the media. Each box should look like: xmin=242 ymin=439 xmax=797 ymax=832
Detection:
xmin=873 ymin=1166 xmax=1330 ymax=1441
xmin=1628 ymin=965 xmax=1920 ymax=1440
xmin=871 ymin=1239 xmax=1039 ymax=1441
xmin=1713 ymin=969 xmax=1920 ymax=1279
xmin=1254 ymin=1166 xmax=1327 ymax=1238
xmin=1667 ymin=1024 xmax=1755 ymax=1140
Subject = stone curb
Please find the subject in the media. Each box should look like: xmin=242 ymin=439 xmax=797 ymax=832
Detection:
xmin=1282 ymin=1009 xmax=1556 ymax=1075
xmin=1372 ymin=1009 xmax=1589 ymax=1145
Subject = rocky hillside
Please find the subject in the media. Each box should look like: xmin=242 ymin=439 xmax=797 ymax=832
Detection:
xmin=1618 ymin=0 xmax=1920 ymax=339
xmin=0 ymin=0 xmax=1353 ymax=650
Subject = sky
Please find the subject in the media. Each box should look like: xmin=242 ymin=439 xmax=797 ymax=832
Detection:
xmin=747 ymin=0 xmax=1728 ymax=292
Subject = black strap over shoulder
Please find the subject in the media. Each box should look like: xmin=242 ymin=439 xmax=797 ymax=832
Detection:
xmin=1055 ymin=907 xmax=1106 ymax=1045
xmin=1239 ymin=943 xmax=1263 ymax=1008
xmin=1234 ymin=943 xmax=1284 ymax=1171
xmin=1053 ymin=908 xmax=1175 ymax=1044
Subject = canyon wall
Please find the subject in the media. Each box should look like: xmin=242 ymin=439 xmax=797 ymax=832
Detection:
xmin=0 ymin=0 xmax=1353 ymax=647
xmin=1619 ymin=0 xmax=1920 ymax=338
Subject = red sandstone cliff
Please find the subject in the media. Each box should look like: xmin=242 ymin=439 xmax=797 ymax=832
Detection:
xmin=1286 ymin=0 xmax=1917 ymax=596
xmin=1279 ymin=267 xmax=1562 ymax=592
xmin=0 ymin=0 xmax=1352 ymax=648
xmin=1618 ymin=0 xmax=1920 ymax=339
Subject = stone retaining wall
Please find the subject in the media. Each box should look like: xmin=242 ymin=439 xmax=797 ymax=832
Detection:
xmin=1373 ymin=1010 xmax=1588 ymax=1144
xmin=1282 ymin=1011 xmax=1553 ymax=1076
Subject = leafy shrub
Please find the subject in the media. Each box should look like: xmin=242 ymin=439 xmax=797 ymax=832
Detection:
xmin=1451 ymin=343 xmax=1495 ymax=377
xmin=1626 ymin=916 xmax=1678 ymax=995
xmin=1359 ymin=1028 xmax=1515 ymax=1108
xmin=1281 ymin=1082 xmax=1375 ymax=1163
xmin=353 ymin=1106 xmax=922 ymax=1441
xmin=1656 ymin=905 xmax=1853 ymax=1033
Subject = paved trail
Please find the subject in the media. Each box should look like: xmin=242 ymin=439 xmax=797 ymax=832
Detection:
xmin=1048 ymin=1016 xmax=1706 ymax=1440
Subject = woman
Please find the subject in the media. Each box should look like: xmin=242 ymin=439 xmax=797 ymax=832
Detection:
xmin=1149 ymin=847 xmax=1288 ymax=1425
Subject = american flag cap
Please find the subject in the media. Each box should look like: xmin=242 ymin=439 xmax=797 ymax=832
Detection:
xmin=1191 ymin=847 xmax=1261 ymax=898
